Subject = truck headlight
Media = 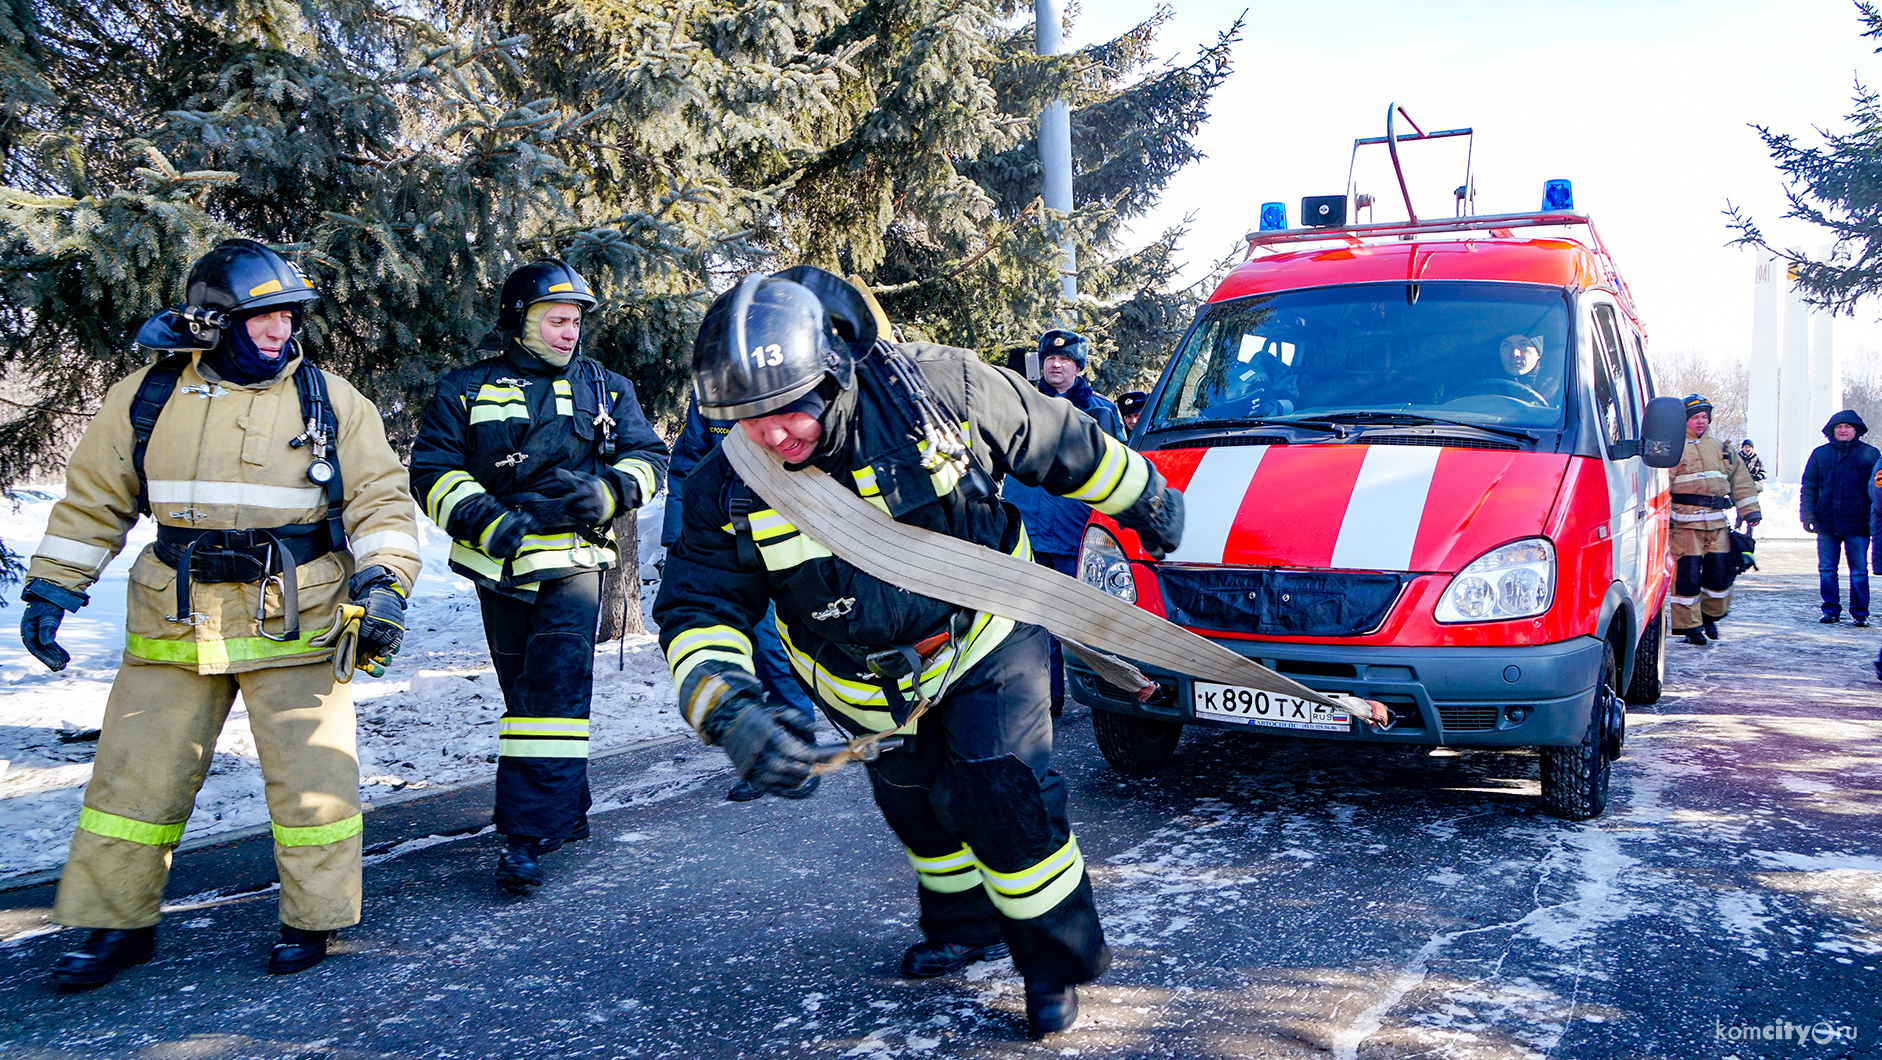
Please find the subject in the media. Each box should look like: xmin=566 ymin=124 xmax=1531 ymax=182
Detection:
xmin=1078 ymin=525 xmax=1137 ymax=603
xmin=1434 ymin=537 xmax=1555 ymax=623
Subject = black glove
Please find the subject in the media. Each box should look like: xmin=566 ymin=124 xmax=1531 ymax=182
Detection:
xmin=552 ymin=468 xmax=616 ymax=526
xmin=513 ymin=491 xmax=578 ymax=532
xmin=20 ymin=578 xmax=87 ymax=673
xmin=1739 ymin=512 xmax=1762 ymax=529
xmin=1802 ymin=519 xmax=1817 ymax=534
xmin=485 ymin=509 xmax=538 ymax=559
xmin=347 ymin=566 xmax=406 ymax=672
xmin=1114 ymin=469 xmax=1186 ymax=560
xmin=712 ymin=694 xmax=819 ymax=797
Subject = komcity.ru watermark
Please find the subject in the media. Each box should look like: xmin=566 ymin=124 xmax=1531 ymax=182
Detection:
xmin=1716 ymin=1017 xmax=1859 ymax=1047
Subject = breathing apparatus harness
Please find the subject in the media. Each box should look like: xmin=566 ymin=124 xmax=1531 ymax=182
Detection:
xmin=130 ymin=351 xmax=346 ymax=642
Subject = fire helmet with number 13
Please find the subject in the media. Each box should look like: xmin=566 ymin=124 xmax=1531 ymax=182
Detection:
xmin=692 ymin=268 xmax=876 ymax=420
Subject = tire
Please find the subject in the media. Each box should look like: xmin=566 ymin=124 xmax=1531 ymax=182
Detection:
xmin=1092 ymin=709 xmax=1183 ymax=772
xmin=1625 ymin=606 xmax=1664 ymax=705
xmin=1539 ymin=642 xmax=1615 ymax=820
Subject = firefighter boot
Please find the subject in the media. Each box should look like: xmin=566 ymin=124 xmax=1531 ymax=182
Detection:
xmin=267 ymin=926 xmax=330 ymax=975
xmin=1702 ymin=618 xmax=1720 ymax=640
xmin=50 ymin=926 xmax=156 ymax=993
xmin=1025 ymin=980 xmax=1080 ymax=1038
xmin=1676 ymin=629 xmax=1708 ymax=647
xmin=496 ymin=837 xmax=550 ymax=891
xmin=899 ymin=939 xmax=1010 ymax=978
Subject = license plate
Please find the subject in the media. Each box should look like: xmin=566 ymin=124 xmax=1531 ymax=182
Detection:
xmin=1192 ymin=682 xmax=1353 ymax=731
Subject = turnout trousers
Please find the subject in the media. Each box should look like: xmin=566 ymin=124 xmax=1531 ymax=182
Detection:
xmin=478 ymin=571 xmax=601 ymax=843
xmin=1670 ymin=526 xmax=1734 ymax=632
xmin=846 ymin=624 xmax=1110 ymax=987
xmin=54 ymin=655 xmax=362 ymax=931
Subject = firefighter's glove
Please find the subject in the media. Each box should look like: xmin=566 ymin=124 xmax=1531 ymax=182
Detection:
xmin=1115 ymin=469 xmax=1186 ymax=561
xmin=1803 ymin=519 xmax=1817 ymax=534
xmin=709 ymin=688 xmax=818 ymax=797
xmin=347 ymin=566 xmax=406 ymax=675
xmin=513 ymin=491 xmax=577 ymax=532
xmin=1738 ymin=511 xmax=1762 ymax=529
xmin=485 ymin=509 xmax=538 ymax=559
xmin=552 ymin=468 xmax=616 ymax=526
xmin=19 ymin=578 xmax=87 ymax=673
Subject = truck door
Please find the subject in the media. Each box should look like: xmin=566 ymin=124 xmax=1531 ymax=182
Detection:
xmin=1586 ymin=298 xmax=1648 ymax=600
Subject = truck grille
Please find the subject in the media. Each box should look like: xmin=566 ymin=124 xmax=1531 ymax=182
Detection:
xmin=1158 ymin=568 xmax=1406 ymax=637
xmin=1436 ymin=704 xmax=1501 ymax=732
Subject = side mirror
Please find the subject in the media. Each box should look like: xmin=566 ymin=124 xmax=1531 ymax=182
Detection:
xmin=1636 ymin=396 xmax=1686 ymax=468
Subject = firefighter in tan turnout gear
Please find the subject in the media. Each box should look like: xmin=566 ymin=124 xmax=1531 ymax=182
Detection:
xmin=1669 ymin=394 xmax=1760 ymax=646
xmin=17 ymin=240 xmax=420 ymax=991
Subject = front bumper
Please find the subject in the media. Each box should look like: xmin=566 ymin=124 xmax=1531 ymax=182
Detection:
xmin=1065 ymin=635 xmax=1606 ymax=748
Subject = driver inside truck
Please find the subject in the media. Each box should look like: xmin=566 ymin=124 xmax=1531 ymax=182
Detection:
xmin=1494 ymin=332 xmax=1549 ymax=404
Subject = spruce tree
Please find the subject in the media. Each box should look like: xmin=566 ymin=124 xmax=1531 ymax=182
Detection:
xmin=1730 ymin=2 xmax=1882 ymax=314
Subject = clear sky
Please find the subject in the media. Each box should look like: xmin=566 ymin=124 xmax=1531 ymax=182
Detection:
xmin=1068 ymin=0 xmax=1882 ymax=363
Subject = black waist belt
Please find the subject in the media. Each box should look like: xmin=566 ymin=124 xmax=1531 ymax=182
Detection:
xmin=1670 ymin=493 xmax=1734 ymax=510
xmin=154 ymin=524 xmax=333 ymax=642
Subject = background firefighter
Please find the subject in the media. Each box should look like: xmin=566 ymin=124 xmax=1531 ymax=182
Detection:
xmin=1669 ymin=394 xmax=1761 ymax=646
xmin=17 ymin=239 xmax=421 ymax=989
xmin=652 ymin=268 xmax=1184 ymax=1040
xmin=407 ymin=258 xmax=668 ymax=892
xmin=1000 ymin=328 xmax=1125 ymax=718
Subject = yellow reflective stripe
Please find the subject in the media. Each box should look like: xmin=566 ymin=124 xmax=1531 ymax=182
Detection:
xmin=126 ymin=622 xmax=340 ymax=668
xmin=556 ymin=398 xmax=574 ymax=417
xmin=779 ymin=612 xmax=1013 ymax=724
xmin=1064 ymin=435 xmax=1132 ymax=505
xmin=746 ymin=510 xmax=796 ymax=541
xmin=475 ymin=384 xmax=528 ymax=403
xmin=78 ymin=806 xmax=185 ymax=846
xmin=851 ymin=466 xmax=881 ymax=497
xmin=612 ymin=456 xmax=658 ymax=502
xmin=498 ymin=718 xmax=591 ymax=736
xmin=272 ymin=814 xmax=363 ymax=848
xmin=427 ymin=470 xmax=484 ymax=527
xmin=1090 ymin=448 xmax=1152 ymax=516
xmin=929 ymin=462 xmax=961 ymax=497
xmin=910 ymin=845 xmax=986 ymax=894
xmin=756 ymin=531 xmax=835 ymax=569
xmin=468 ymin=403 xmax=531 ymax=425
xmin=669 ymin=625 xmax=754 ymax=667
xmin=978 ymin=836 xmax=1084 ymax=921
xmin=498 ymin=738 xmax=591 ymax=758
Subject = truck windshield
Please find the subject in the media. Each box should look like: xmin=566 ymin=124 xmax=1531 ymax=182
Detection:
xmin=1151 ymin=283 xmax=1572 ymax=433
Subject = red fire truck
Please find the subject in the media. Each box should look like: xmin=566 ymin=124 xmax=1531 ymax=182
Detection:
xmin=1071 ymin=107 xmax=1686 ymax=819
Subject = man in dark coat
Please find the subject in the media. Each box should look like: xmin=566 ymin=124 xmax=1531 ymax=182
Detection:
xmin=1801 ymin=410 xmax=1882 ymax=625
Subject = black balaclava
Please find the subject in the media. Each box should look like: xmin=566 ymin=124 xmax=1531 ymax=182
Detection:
xmin=209 ymin=309 xmax=300 ymax=385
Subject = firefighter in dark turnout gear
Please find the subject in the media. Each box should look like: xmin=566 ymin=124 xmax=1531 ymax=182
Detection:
xmin=652 ymin=268 xmax=1185 ymax=1039
xmin=408 ymin=259 xmax=667 ymax=890
xmin=23 ymin=239 xmax=421 ymax=989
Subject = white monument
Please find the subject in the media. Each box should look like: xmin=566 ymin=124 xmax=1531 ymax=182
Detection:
xmin=1746 ymin=251 xmax=1838 ymax=483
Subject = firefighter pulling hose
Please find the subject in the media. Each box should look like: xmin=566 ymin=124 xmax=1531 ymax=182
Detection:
xmin=655 ymin=266 xmax=1380 ymax=1039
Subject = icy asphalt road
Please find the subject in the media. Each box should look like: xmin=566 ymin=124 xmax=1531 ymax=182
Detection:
xmin=0 ymin=541 xmax=1875 ymax=1060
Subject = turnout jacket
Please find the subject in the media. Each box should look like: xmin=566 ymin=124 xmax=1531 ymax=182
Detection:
xmin=409 ymin=341 xmax=668 ymax=593
xmin=1671 ymin=431 xmax=1760 ymax=533
xmin=28 ymin=352 xmax=420 ymax=674
xmin=653 ymin=342 xmax=1157 ymax=735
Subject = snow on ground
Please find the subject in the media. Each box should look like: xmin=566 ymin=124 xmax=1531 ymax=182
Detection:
xmin=0 ymin=489 xmax=692 ymax=884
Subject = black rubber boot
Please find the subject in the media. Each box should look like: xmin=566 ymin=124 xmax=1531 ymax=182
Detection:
xmin=1025 ymin=980 xmax=1080 ymax=1038
xmin=1701 ymin=618 xmax=1720 ymax=640
xmin=267 ymin=926 xmax=331 ymax=975
xmin=898 ymin=939 xmax=1010 ymax=978
xmin=1677 ymin=629 xmax=1709 ymax=646
xmin=726 ymin=779 xmax=763 ymax=802
xmin=50 ymin=927 xmax=156 ymax=993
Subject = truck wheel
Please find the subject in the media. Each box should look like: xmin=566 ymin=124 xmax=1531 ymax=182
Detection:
xmin=1625 ymin=607 xmax=1664 ymax=705
xmin=1092 ymin=709 xmax=1183 ymax=772
xmin=1539 ymin=642 xmax=1614 ymax=820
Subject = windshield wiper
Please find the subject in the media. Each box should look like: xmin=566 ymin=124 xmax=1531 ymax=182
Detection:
xmin=1201 ymin=416 xmax=1350 ymax=437
xmin=1311 ymin=411 xmax=1537 ymax=444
